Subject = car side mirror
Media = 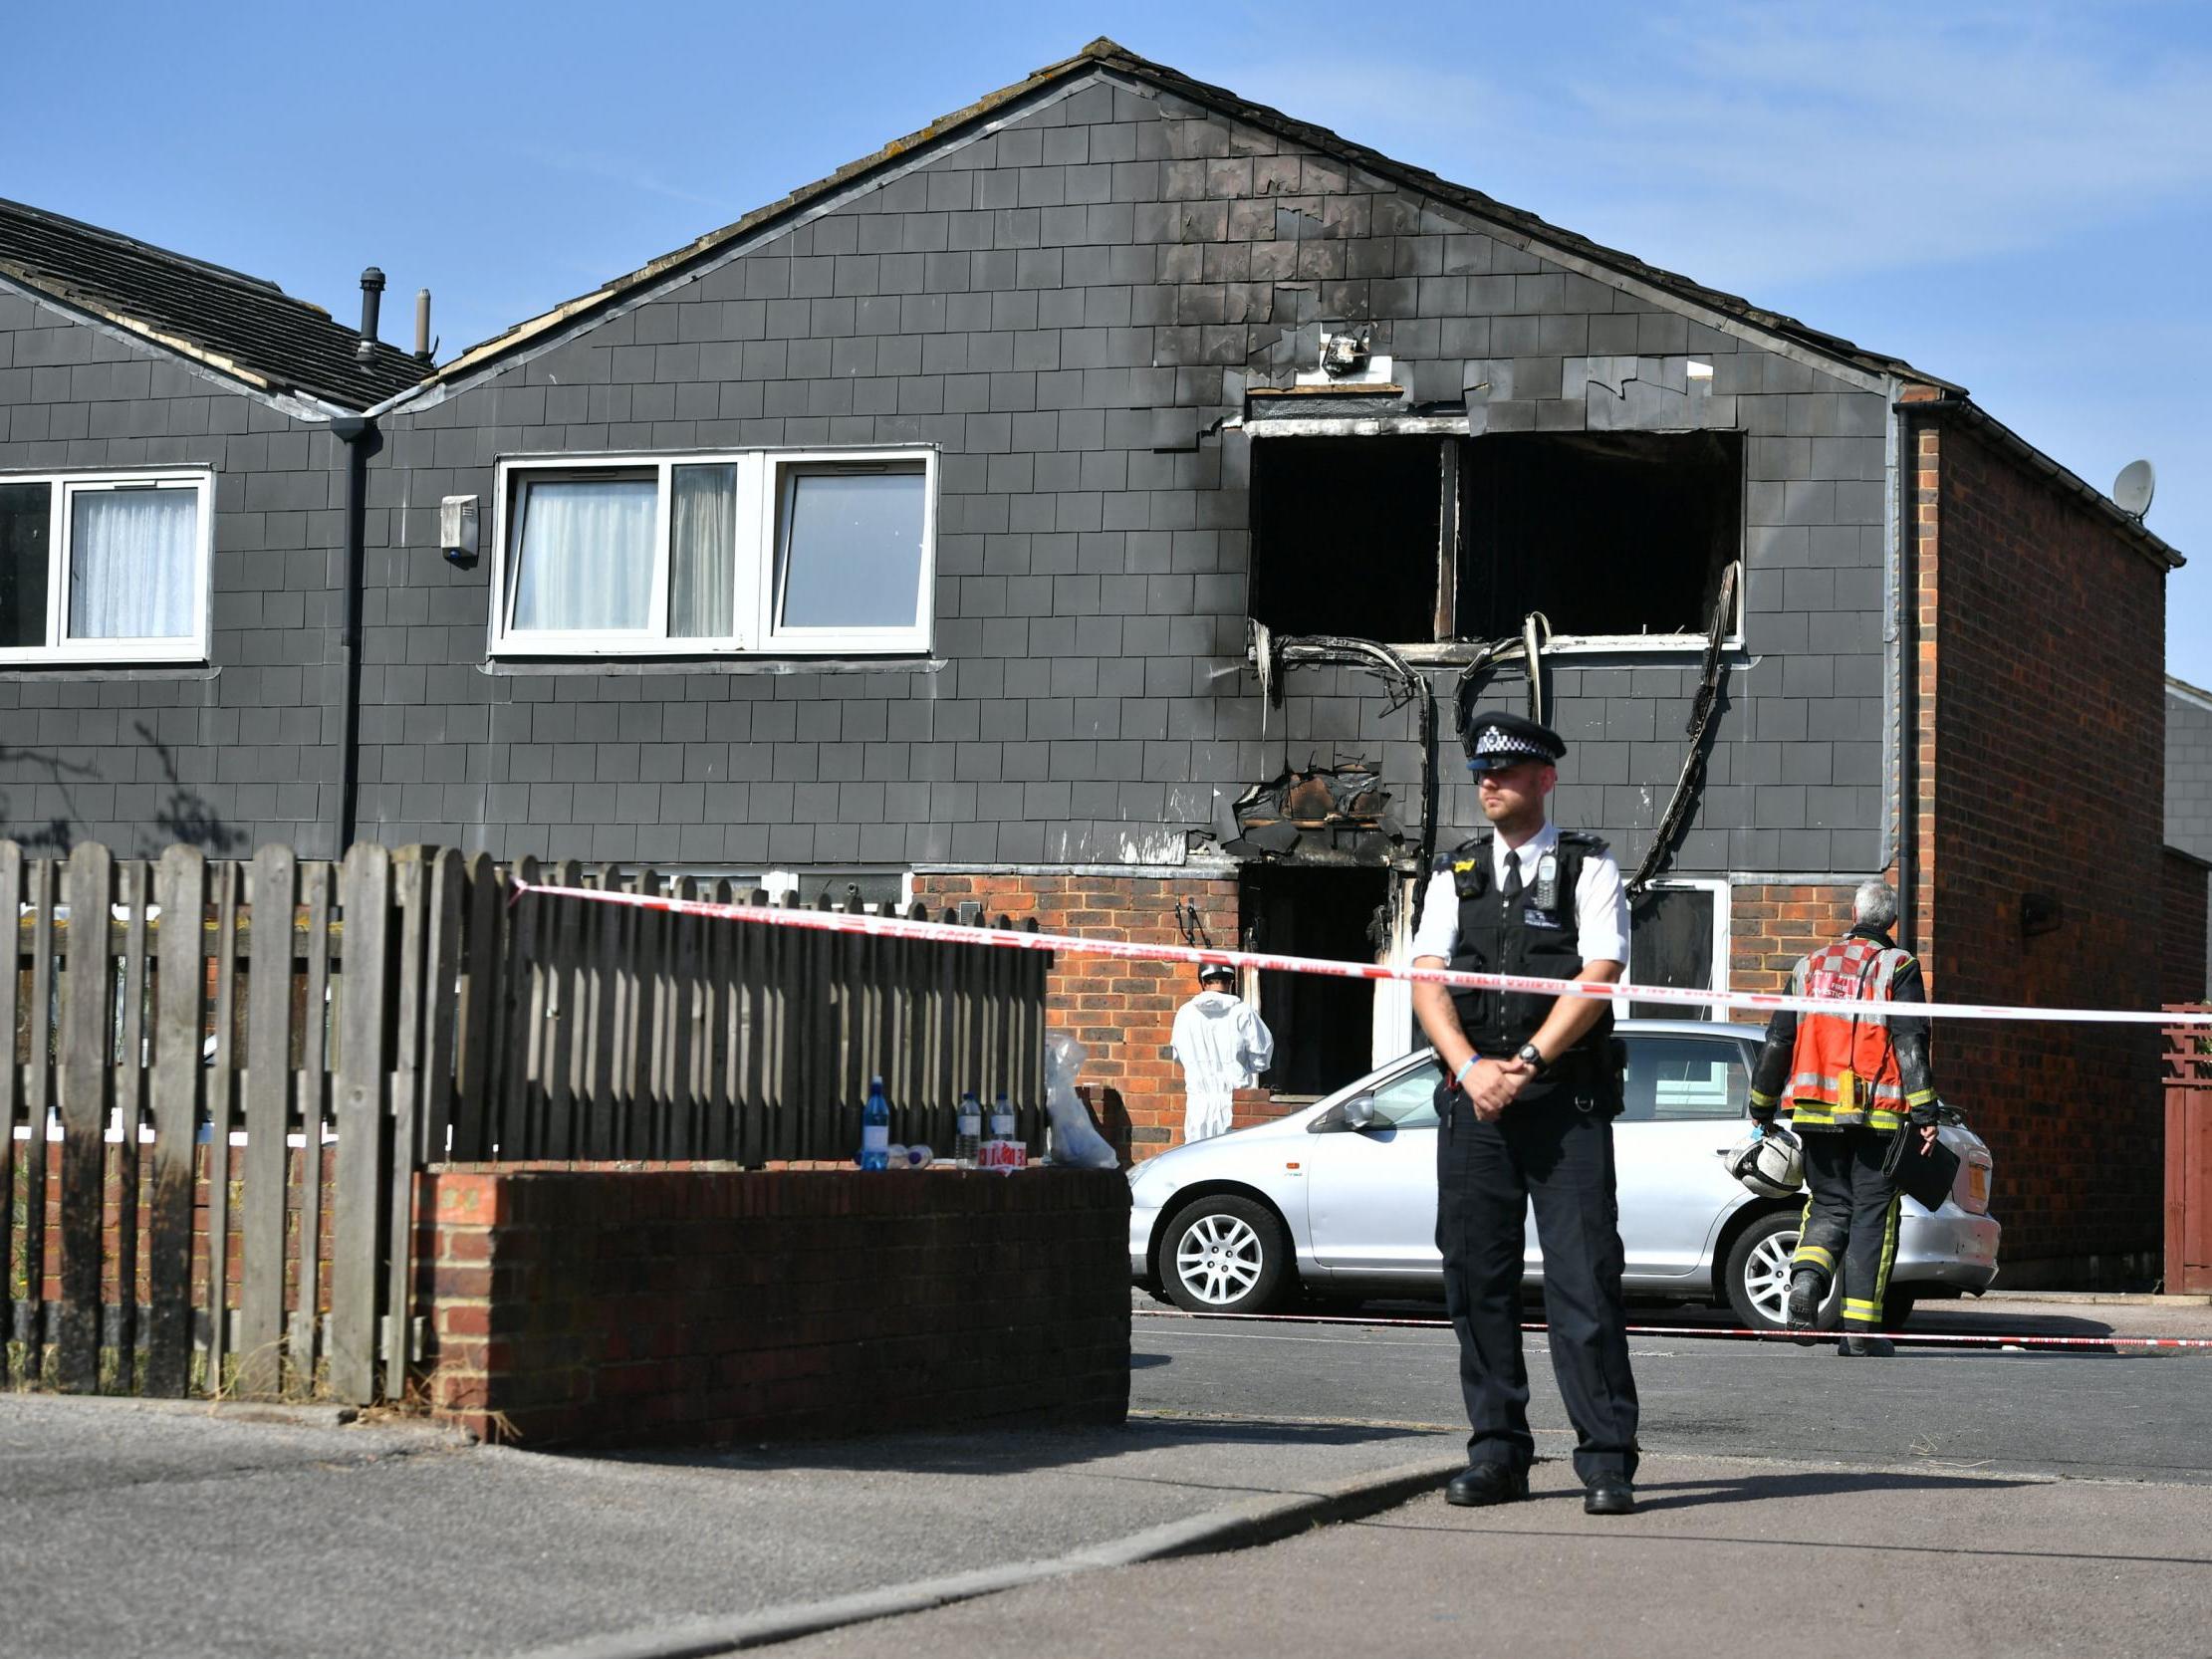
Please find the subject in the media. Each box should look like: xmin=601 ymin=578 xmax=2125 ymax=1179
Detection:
xmin=1342 ymin=1093 xmax=1377 ymax=1130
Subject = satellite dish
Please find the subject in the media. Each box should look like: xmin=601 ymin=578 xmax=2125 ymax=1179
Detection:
xmin=2113 ymin=459 xmax=2155 ymax=520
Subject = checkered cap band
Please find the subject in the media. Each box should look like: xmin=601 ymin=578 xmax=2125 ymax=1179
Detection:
xmin=1473 ymin=726 xmax=1548 ymax=761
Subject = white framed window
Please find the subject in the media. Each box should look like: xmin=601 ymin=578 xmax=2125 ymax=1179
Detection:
xmin=490 ymin=448 xmax=936 ymax=657
xmin=1627 ymin=877 xmax=1731 ymax=1020
xmin=0 ymin=470 xmax=212 ymax=664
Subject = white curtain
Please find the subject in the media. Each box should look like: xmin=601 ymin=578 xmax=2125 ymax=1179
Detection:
xmin=510 ymin=477 xmax=656 ymax=632
xmin=669 ymin=464 xmax=736 ymax=637
xmin=69 ymin=489 xmax=196 ymax=639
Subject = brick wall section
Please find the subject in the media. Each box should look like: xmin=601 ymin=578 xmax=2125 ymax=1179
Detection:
xmin=419 ymin=1165 xmax=1130 ymax=1447
xmin=2161 ymin=848 xmax=2210 ymax=1006
xmin=913 ymin=870 xmax=1236 ymax=1157
xmin=1729 ymin=882 xmax=1857 ymax=999
xmin=1926 ymin=415 xmax=2167 ymax=1267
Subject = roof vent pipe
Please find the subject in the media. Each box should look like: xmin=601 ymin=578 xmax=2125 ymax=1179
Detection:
xmin=356 ymin=266 xmax=384 ymax=363
xmin=414 ymin=288 xmax=433 ymax=360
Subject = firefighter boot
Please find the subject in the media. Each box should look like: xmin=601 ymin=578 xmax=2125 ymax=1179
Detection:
xmin=1840 ymin=1333 xmax=1895 ymax=1357
xmin=1786 ymin=1268 xmax=1824 ymax=1328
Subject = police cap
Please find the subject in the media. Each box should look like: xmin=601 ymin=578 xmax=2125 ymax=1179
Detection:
xmin=1463 ymin=709 xmax=1566 ymax=773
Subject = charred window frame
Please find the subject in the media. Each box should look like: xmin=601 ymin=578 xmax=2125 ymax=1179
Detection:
xmin=1626 ymin=877 xmax=1730 ymax=1021
xmin=1249 ymin=430 xmax=1743 ymax=653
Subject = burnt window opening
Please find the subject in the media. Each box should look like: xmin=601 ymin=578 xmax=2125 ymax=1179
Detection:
xmin=1460 ymin=431 xmax=1742 ymax=640
xmin=1250 ymin=430 xmax=1742 ymax=648
xmin=1250 ymin=436 xmax=1444 ymax=642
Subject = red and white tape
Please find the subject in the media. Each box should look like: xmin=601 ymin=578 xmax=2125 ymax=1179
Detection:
xmin=510 ymin=878 xmax=2212 ymax=1030
xmin=1135 ymin=1306 xmax=2212 ymax=1350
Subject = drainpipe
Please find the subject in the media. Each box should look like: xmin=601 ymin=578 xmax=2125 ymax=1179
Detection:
xmin=1892 ymin=399 xmax=1918 ymax=954
xmin=330 ymin=414 xmax=374 ymax=854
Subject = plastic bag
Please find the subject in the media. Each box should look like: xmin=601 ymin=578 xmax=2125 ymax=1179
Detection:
xmin=1043 ymin=1033 xmax=1119 ymax=1169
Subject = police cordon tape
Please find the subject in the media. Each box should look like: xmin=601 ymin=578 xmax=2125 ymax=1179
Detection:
xmin=508 ymin=878 xmax=2212 ymax=1029
xmin=1134 ymin=1306 xmax=2212 ymax=1350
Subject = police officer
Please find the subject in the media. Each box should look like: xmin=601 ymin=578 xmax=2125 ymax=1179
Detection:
xmin=1747 ymin=880 xmax=1938 ymax=1357
xmin=1409 ymin=710 xmax=1638 ymax=1516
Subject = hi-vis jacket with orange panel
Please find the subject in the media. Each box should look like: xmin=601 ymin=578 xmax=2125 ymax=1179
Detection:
xmin=1748 ymin=924 xmax=1937 ymax=1132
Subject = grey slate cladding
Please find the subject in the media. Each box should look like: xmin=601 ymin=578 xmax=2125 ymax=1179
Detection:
xmin=2168 ymin=685 xmax=2212 ymax=862
xmin=3 ymin=69 xmax=1894 ymax=874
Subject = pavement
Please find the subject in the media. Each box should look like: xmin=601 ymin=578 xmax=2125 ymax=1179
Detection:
xmin=5 ymin=1292 xmax=2209 ymax=1659
xmin=771 ymin=1452 xmax=2212 ymax=1659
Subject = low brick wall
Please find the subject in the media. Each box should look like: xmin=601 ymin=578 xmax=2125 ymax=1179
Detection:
xmin=421 ymin=1166 xmax=1130 ymax=1447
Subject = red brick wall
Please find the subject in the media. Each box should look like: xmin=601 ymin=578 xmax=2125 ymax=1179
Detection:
xmin=2162 ymin=849 xmax=2210 ymax=1006
xmin=1925 ymin=414 xmax=2167 ymax=1267
xmin=1730 ymin=882 xmax=1858 ymax=1001
xmin=420 ymin=1165 xmax=1130 ymax=1447
xmin=914 ymin=872 xmax=1238 ymax=1159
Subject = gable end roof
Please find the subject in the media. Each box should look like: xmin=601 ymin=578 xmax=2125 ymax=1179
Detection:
xmin=0 ymin=196 xmax=429 ymax=410
xmin=411 ymin=37 xmax=1959 ymax=401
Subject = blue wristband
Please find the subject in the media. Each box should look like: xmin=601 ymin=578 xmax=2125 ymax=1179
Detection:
xmin=1452 ymin=1055 xmax=1477 ymax=1088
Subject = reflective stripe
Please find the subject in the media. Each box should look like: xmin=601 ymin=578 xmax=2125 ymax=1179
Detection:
xmin=1843 ymin=1297 xmax=1881 ymax=1325
xmin=1793 ymin=1243 xmax=1836 ymax=1271
xmin=1790 ymin=1069 xmax=1904 ymax=1101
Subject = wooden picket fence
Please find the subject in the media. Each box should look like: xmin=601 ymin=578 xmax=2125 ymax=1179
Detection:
xmin=4 ymin=840 xmax=1049 ymax=1405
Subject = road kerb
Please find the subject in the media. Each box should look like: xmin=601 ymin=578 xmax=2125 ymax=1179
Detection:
xmin=502 ymin=1450 xmax=1467 ymax=1659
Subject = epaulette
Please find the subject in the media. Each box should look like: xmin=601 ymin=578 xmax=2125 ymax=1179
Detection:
xmin=1556 ymin=829 xmax=1610 ymax=855
xmin=1435 ymin=829 xmax=1492 ymax=872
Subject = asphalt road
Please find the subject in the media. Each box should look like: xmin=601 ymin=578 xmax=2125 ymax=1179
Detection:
xmin=1131 ymin=1304 xmax=2212 ymax=1483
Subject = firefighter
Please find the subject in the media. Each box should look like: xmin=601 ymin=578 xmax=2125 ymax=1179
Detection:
xmin=1410 ymin=710 xmax=1638 ymax=1516
xmin=1748 ymin=880 xmax=1939 ymax=1357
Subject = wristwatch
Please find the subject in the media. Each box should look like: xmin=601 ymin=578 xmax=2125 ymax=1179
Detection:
xmin=1514 ymin=1043 xmax=1549 ymax=1074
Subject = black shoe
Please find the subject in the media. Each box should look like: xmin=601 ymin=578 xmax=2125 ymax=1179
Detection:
xmin=1584 ymin=1478 xmax=1636 ymax=1516
xmin=1785 ymin=1269 xmax=1824 ymax=1328
xmin=1445 ymin=1463 xmax=1529 ymax=1507
xmin=1839 ymin=1333 xmax=1895 ymax=1357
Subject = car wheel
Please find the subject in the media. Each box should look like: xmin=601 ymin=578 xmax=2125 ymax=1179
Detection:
xmin=1161 ymin=1196 xmax=1292 ymax=1314
xmin=1722 ymin=1211 xmax=1843 ymax=1331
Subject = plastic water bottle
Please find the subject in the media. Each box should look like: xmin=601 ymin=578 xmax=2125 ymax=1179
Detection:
xmin=990 ymin=1088 xmax=1016 ymax=1146
xmin=860 ymin=1075 xmax=890 ymax=1171
xmin=955 ymin=1090 xmax=983 ymax=1167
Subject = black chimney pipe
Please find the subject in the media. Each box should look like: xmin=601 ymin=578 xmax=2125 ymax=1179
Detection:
xmin=356 ymin=267 xmax=384 ymax=364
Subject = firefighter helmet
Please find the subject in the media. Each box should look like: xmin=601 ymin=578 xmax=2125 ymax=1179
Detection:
xmin=1722 ymin=1122 xmax=1806 ymax=1200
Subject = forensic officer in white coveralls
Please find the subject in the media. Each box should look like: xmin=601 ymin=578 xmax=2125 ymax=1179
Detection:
xmin=1169 ymin=963 xmax=1275 ymax=1144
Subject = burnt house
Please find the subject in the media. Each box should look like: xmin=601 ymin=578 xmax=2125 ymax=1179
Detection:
xmin=0 ymin=42 xmax=2186 ymax=1277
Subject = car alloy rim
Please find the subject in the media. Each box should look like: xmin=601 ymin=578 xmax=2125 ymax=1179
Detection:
xmin=1175 ymin=1213 xmax=1264 ymax=1305
xmin=1746 ymin=1228 xmax=1801 ymax=1324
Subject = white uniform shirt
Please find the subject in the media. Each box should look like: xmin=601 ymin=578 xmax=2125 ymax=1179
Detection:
xmin=1407 ymin=820 xmax=1630 ymax=967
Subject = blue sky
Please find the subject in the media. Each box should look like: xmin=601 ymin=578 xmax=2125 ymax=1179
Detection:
xmin=7 ymin=1 xmax=2207 ymax=679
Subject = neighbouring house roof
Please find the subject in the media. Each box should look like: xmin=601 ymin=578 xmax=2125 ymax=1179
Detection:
xmin=0 ymin=196 xmax=429 ymax=410
xmin=415 ymin=37 xmax=1964 ymax=399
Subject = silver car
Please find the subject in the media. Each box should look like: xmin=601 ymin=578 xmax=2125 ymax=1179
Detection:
xmin=1129 ymin=1020 xmax=2001 ymax=1328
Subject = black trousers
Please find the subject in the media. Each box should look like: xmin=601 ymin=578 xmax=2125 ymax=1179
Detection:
xmin=1434 ymin=1072 xmax=1639 ymax=1483
xmin=1794 ymin=1126 xmax=1902 ymax=1327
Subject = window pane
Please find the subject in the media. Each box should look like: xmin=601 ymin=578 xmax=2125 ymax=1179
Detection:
xmin=0 ymin=482 xmax=51 ymax=648
xmin=669 ymin=464 xmax=736 ymax=638
xmin=1620 ymin=1036 xmax=1749 ymax=1121
xmin=511 ymin=476 xmax=657 ymax=632
xmin=1368 ymin=1062 xmax=1442 ymax=1129
xmin=776 ymin=469 xmax=925 ymax=629
xmin=69 ymin=488 xmax=196 ymax=639
xmin=1629 ymin=885 xmax=1716 ymax=1020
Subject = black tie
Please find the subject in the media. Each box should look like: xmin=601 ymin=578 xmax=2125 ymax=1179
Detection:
xmin=1503 ymin=849 xmax=1523 ymax=904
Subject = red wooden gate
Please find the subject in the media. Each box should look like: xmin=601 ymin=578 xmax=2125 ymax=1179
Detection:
xmin=2166 ymin=1011 xmax=2212 ymax=1295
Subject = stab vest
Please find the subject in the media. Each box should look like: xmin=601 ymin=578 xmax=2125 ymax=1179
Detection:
xmin=1441 ymin=829 xmax=1613 ymax=1062
xmin=1786 ymin=933 xmax=1915 ymax=1131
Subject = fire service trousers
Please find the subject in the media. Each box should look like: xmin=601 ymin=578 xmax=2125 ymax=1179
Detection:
xmin=1434 ymin=1075 xmax=1639 ymax=1484
xmin=1793 ymin=1126 xmax=1902 ymax=1327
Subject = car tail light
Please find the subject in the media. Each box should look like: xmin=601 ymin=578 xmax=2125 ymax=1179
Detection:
xmin=1956 ymin=1152 xmax=1993 ymax=1216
